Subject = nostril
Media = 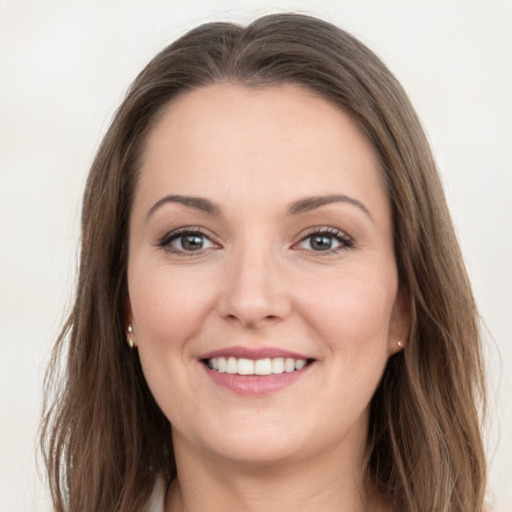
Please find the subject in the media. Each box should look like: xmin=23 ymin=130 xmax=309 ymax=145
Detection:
xmin=218 ymin=289 xmax=291 ymax=327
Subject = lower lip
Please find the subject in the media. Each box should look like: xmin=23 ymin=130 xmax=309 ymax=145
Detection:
xmin=203 ymin=364 xmax=312 ymax=397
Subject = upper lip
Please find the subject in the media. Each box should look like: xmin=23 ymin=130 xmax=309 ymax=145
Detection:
xmin=198 ymin=346 xmax=313 ymax=361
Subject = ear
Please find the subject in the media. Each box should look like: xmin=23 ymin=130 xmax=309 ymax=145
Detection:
xmin=125 ymin=296 xmax=133 ymax=326
xmin=388 ymin=286 xmax=409 ymax=356
xmin=124 ymin=297 xmax=136 ymax=347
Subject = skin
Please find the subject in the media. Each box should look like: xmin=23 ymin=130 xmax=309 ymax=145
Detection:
xmin=127 ymin=83 xmax=404 ymax=511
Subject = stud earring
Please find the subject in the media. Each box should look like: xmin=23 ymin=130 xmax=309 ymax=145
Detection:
xmin=127 ymin=324 xmax=135 ymax=348
xmin=397 ymin=337 xmax=404 ymax=348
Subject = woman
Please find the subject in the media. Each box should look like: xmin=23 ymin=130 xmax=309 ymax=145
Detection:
xmin=40 ymin=13 xmax=487 ymax=512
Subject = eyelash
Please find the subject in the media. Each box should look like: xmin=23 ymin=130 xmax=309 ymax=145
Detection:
xmin=295 ymin=227 xmax=354 ymax=254
xmin=157 ymin=226 xmax=354 ymax=255
xmin=157 ymin=226 xmax=217 ymax=255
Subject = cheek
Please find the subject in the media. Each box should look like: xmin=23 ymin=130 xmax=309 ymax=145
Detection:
xmin=280 ymin=269 xmax=398 ymax=447
xmin=128 ymin=265 xmax=217 ymax=423
xmin=129 ymin=264 xmax=215 ymax=351
xmin=300 ymin=269 xmax=397 ymax=358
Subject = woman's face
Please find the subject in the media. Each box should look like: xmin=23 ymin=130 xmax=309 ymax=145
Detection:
xmin=127 ymin=83 xmax=403 ymax=466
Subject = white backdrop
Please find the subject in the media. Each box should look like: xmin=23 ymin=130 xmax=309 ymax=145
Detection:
xmin=0 ymin=1 xmax=510 ymax=511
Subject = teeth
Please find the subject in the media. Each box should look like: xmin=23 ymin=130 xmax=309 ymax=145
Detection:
xmin=284 ymin=358 xmax=295 ymax=372
xmin=208 ymin=356 xmax=309 ymax=375
xmin=237 ymin=358 xmax=254 ymax=375
xmin=271 ymin=357 xmax=285 ymax=374
xmin=226 ymin=357 xmax=237 ymax=374
xmin=294 ymin=359 xmax=306 ymax=370
xmin=254 ymin=358 xmax=272 ymax=375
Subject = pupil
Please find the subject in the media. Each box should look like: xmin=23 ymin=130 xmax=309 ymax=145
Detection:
xmin=182 ymin=234 xmax=203 ymax=250
xmin=311 ymin=235 xmax=332 ymax=250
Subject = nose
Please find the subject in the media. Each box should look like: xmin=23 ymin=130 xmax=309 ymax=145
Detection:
xmin=216 ymin=243 xmax=291 ymax=328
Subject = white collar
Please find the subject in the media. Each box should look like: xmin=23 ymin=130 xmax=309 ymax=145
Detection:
xmin=142 ymin=476 xmax=166 ymax=512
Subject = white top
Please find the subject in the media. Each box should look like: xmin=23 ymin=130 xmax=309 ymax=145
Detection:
xmin=142 ymin=477 xmax=166 ymax=512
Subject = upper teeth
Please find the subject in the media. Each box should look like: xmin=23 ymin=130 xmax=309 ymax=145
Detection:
xmin=208 ymin=357 xmax=307 ymax=375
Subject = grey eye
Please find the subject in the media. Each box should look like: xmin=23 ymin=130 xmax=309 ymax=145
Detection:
xmin=169 ymin=232 xmax=215 ymax=251
xmin=299 ymin=233 xmax=340 ymax=251
xmin=295 ymin=228 xmax=354 ymax=254
xmin=182 ymin=234 xmax=204 ymax=251
xmin=309 ymin=234 xmax=335 ymax=251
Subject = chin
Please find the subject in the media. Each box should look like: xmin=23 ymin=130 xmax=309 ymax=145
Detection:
xmin=175 ymin=416 xmax=311 ymax=466
xmin=206 ymin=437 xmax=305 ymax=466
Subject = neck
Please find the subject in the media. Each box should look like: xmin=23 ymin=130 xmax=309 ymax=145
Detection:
xmin=165 ymin=431 xmax=385 ymax=512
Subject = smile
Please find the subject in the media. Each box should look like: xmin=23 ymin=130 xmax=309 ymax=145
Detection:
xmin=206 ymin=357 xmax=309 ymax=375
xmin=199 ymin=347 xmax=315 ymax=396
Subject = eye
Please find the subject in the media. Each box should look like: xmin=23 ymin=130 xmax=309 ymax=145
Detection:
xmin=158 ymin=228 xmax=218 ymax=254
xmin=295 ymin=228 xmax=353 ymax=253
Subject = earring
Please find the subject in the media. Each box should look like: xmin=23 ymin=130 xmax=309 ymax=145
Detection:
xmin=127 ymin=324 xmax=135 ymax=348
xmin=397 ymin=337 xmax=404 ymax=348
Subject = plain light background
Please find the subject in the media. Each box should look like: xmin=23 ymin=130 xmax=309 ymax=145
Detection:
xmin=0 ymin=1 xmax=510 ymax=511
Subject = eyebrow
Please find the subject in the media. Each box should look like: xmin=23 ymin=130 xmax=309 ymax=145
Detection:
xmin=147 ymin=195 xmax=221 ymax=219
xmin=287 ymin=194 xmax=372 ymax=219
xmin=146 ymin=193 xmax=372 ymax=221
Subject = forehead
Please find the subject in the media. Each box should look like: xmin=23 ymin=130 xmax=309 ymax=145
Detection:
xmin=135 ymin=82 xmax=388 ymax=218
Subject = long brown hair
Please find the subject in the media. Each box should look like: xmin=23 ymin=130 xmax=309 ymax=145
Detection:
xmin=41 ymin=13 xmax=486 ymax=511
